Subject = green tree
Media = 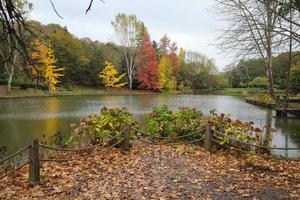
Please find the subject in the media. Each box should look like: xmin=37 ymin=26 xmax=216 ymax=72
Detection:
xmin=249 ymin=76 xmax=268 ymax=88
xmin=290 ymin=64 xmax=300 ymax=93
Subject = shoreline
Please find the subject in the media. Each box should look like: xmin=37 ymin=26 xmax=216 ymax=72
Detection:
xmin=0 ymin=86 xmax=165 ymax=99
xmin=0 ymin=86 xmax=293 ymax=100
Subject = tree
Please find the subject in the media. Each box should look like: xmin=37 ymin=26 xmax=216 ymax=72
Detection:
xmin=169 ymin=42 xmax=179 ymax=79
xmin=159 ymin=35 xmax=171 ymax=56
xmin=48 ymin=31 xmax=90 ymax=85
xmin=249 ymin=76 xmax=268 ymax=88
xmin=158 ymin=56 xmax=176 ymax=91
xmin=31 ymin=39 xmax=64 ymax=93
xmin=42 ymin=42 xmax=64 ymax=93
xmin=111 ymin=13 xmax=143 ymax=90
xmin=216 ymin=0 xmax=284 ymax=97
xmin=135 ymin=32 xmax=159 ymax=90
xmin=290 ymin=63 xmax=300 ymax=93
xmin=0 ymin=0 xmax=32 ymax=93
xmin=31 ymin=39 xmax=48 ymax=88
xmin=99 ymin=61 xmax=127 ymax=89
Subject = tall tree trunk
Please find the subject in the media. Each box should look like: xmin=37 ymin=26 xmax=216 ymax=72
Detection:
xmin=128 ymin=72 xmax=133 ymax=90
xmin=266 ymin=3 xmax=275 ymax=98
xmin=283 ymin=3 xmax=293 ymax=115
xmin=266 ymin=52 xmax=275 ymax=97
xmin=5 ymin=50 xmax=16 ymax=94
xmin=7 ymin=66 xmax=13 ymax=94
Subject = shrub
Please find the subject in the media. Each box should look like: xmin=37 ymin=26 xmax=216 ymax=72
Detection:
xmin=290 ymin=65 xmax=300 ymax=93
xmin=249 ymin=94 xmax=276 ymax=105
xmin=144 ymin=105 xmax=204 ymax=138
xmin=249 ymin=76 xmax=268 ymax=88
xmin=67 ymin=107 xmax=138 ymax=147
xmin=144 ymin=105 xmax=174 ymax=137
xmin=207 ymin=113 xmax=274 ymax=152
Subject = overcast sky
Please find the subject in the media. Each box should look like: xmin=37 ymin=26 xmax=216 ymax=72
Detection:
xmin=29 ymin=0 xmax=230 ymax=70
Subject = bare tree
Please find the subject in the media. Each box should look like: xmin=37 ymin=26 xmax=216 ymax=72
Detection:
xmin=111 ymin=13 xmax=142 ymax=90
xmin=215 ymin=0 xmax=285 ymax=97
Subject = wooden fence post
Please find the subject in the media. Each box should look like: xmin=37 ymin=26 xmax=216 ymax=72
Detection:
xmin=120 ymin=125 xmax=131 ymax=151
xmin=29 ymin=139 xmax=40 ymax=186
xmin=204 ymin=123 xmax=212 ymax=153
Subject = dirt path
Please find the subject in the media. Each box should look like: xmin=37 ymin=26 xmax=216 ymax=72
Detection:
xmin=0 ymin=143 xmax=299 ymax=199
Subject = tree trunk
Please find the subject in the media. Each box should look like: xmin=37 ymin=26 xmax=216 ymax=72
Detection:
xmin=266 ymin=3 xmax=275 ymax=98
xmin=129 ymin=74 xmax=133 ymax=90
xmin=284 ymin=5 xmax=293 ymax=115
xmin=7 ymin=69 xmax=13 ymax=94
xmin=6 ymin=52 xmax=16 ymax=94
xmin=266 ymin=55 xmax=275 ymax=97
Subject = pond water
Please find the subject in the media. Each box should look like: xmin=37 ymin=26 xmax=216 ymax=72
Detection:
xmin=0 ymin=94 xmax=299 ymax=157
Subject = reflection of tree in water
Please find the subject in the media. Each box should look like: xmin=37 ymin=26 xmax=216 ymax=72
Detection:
xmin=275 ymin=117 xmax=300 ymax=145
xmin=263 ymin=109 xmax=272 ymax=147
xmin=0 ymin=145 xmax=7 ymax=160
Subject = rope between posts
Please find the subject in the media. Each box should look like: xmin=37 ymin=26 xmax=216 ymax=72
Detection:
xmin=40 ymin=138 xmax=124 ymax=162
xmin=211 ymin=128 xmax=300 ymax=151
xmin=211 ymin=138 xmax=251 ymax=154
xmin=0 ymin=161 xmax=29 ymax=180
xmin=211 ymin=138 xmax=300 ymax=161
xmin=169 ymin=135 xmax=206 ymax=145
xmin=0 ymin=145 xmax=30 ymax=164
xmin=138 ymin=134 xmax=205 ymax=145
xmin=38 ymin=135 xmax=118 ymax=152
xmin=131 ymin=127 xmax=205 ymax=140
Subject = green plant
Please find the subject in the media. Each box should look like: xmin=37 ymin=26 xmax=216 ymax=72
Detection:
xmin=249 ymin=77 xmax=268 ymax=88
xmin=249 ymin=94 xmax=276 ymax=104
xmin=144 ymin=105 xmax=204 ymax=138
xmin=174 ymin=107 xmax=204 ymax=136
xmin=67 ymin=107 xmax=138 ymax=147
xmin=207 ymin=113 xmax=274 ymax=152
xmin=144 ymin=105 xmax=175 ymax=137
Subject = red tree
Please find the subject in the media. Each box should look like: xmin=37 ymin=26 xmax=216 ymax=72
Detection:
xmin=159 ymin=34 xmax=170 ymax=56
xmin=169 ymin=42 xmax=179 ymax=78
xmin=136 ymin=32 xmax=159 ymax=90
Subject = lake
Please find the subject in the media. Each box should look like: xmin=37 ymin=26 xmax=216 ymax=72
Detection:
xmin=0 ymin=94 xmax=299 ymax=157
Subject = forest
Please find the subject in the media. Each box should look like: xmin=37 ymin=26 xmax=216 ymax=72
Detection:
xmin=0 ymin=1 xmax=300 ymax=93
xmin=1 ymin=1 xmax=300 ymax=199
xmin=0 ymin=3 xmax=227 ymax=94
xmin=1 ymin=1 xmax=300 ymax=96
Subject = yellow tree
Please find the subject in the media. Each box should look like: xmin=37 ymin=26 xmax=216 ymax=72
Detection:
xmin=158 ymin=55 xmax=176 ymax=91
xmin=99 ymin=61 xmax=127 ymax=89
xmin=43 ymin=43 xmax=64 ymax=93
xmin=31 ymin=39 xmax=48 ymax=87
xmin=31 ymin=39 xmax=64 ymax=93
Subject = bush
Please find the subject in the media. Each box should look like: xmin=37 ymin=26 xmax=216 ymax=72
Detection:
xmin=290 ymin=65 xmax=300 ymax=93
xmin=207 ymin=113 xmax=274 ymax=152
xmin=249 ymin=94 xmax=276 ymax=104
xmin=249 ymin=77 xmax=268 ymax=88
xmin=67 ymin=107 xmax=138 ymax=147
xmin=144 ymin=105 xmax=204 ymax=138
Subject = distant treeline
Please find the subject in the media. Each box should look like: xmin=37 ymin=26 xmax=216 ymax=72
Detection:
xmin=224 ymin=53 xmax=300 ymax=93
xmin=0 ymin=19 xmax=228 ymax=92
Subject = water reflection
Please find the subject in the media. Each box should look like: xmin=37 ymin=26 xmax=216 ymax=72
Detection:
xmin=0 ymin=95 xmax=299 ymax=157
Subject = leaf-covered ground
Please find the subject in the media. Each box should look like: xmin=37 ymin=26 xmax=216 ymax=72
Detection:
xmin=0 ymin=142 xmax=299 ymax=199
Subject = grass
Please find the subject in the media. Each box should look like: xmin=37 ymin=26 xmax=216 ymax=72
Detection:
xmin=0 ymin=85 xmax=290 ymax=99
xmin=205 ymin=88 xmax=285 ymax=97
xmin=0 ymin=85 xmax=157 ymax=99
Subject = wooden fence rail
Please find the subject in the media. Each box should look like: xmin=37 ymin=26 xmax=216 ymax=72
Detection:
xmin=1 ymin=123 xmax=299 ymax=186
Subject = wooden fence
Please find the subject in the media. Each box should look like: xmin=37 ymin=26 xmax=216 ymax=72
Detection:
xmin=1 ymin=124 xmax=299 ymax=185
